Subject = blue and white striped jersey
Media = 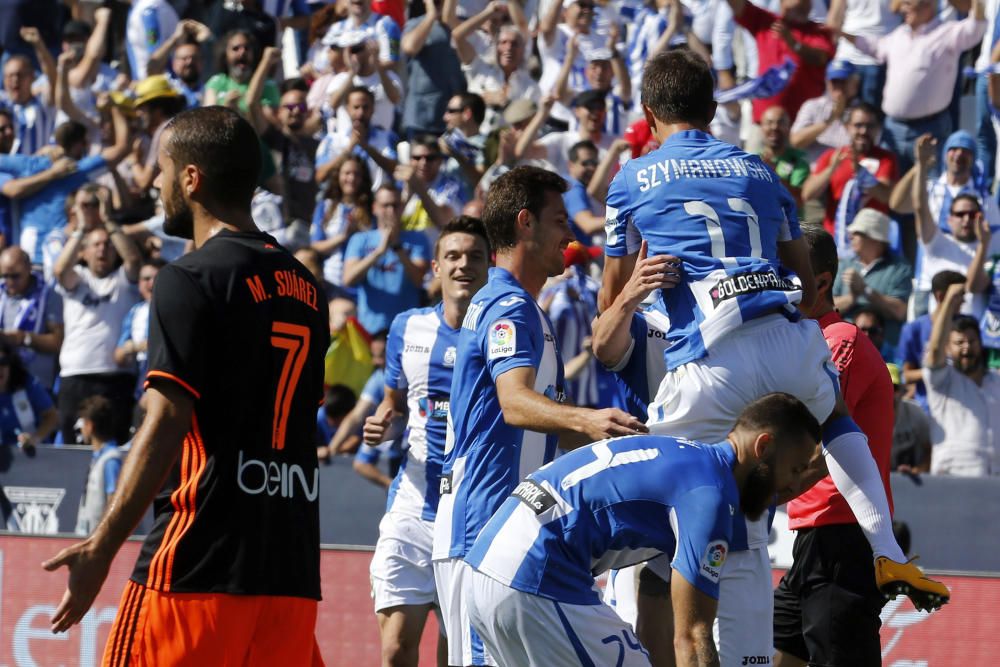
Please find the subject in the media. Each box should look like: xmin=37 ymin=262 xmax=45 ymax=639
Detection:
xmin=604 ymin=129 xmax=804 ymax=371
xmin=607 ymin=304 xmax=670 ymax=420
xmin=383 ymin=303 xmax=459 ymax=521
xmin=0 ymin=96 xmax=56 ymax=156
xmin=465 ymin=435 xmax=739 ymax=605
xmin=547 ymin=267 xmax=601 ymax=407
xmin=322 ymin=13 xmax=401 ymax=64
xmin=432 ymin=267 xmax=566 ymax=561
xmin=126 ymin=0 xmax=179 ymax=80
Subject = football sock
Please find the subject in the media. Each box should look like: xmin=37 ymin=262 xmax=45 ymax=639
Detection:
xmin=822 ymin=416 xmax=906 ymax=563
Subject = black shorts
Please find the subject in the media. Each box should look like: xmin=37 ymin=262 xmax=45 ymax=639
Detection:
xmin=773 ymin=523 xmax=886 ymax=667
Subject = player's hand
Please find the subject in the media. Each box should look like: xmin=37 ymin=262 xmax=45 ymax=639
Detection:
xmin=620 ymin=240 xmax=682 ymax=306
xmin=94 ymin=7 xmax=113 ymax=24
xmin=580 ymin=408 xmax=649 ymax=441
xmin=223 ymin=89 xmax=242 ymax=108
xmin=843 ymin=267 xmax=864 ymax=295
xmin=914 ymin=133 xmax=937 ymax=168
xmin=393 ymin=163 xmax=418 ymax=187
xmin=363 ymin=404 xmax=395 ymax=445
xmin=50 ymin=157 xmax=78 ymax=177
xmin=19 ymin=26 xmax=41 ymax=45
xmin=974 ymin=212 xmax=992 ymax=244
xmin=943 ymin=281 xmax=966 ymax=305
xmin=262 ymin=46 xmax=283 ymax=69
xmin=43 ymin=539 xmax=113 ymax=633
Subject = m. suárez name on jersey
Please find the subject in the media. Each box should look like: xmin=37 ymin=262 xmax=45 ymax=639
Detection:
xmin=634 ymin=157 xmax=777 ymax=193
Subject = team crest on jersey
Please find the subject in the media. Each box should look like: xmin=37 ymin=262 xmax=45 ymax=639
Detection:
xmin=488 ymin=319 xmax=516 ymax=359
xmin=443 ymin=346 xmax=457 ymax=367
xmin=709 ymin=270 xmax=797 ymax=307
xmin=700 ymin=540 xmax=728 ymax=583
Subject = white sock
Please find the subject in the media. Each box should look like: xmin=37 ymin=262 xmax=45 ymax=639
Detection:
xmin=823 ymin=418 xmax=906 ymax=562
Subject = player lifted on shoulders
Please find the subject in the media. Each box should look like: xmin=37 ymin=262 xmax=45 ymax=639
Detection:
xmin=44 ymin=107 xmax=329 ymax=666
xmin=362 ymin=217 xmax=491 ymax=667
xmin=598 ymin=50 xmax=947 ymax=665
xmin=432 ymin=166 xmax=647 ymax=667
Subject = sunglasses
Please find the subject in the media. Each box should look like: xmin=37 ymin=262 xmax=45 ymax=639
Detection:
xmin=445 ymin=107 xmax=466 ymax=114
xmin=0 ymin=273 xmax=26 ymax=280
xmin=411 ymin=154 xmax=443 ymax=162
xmin=80 ymin=200 xmax=99 ymax=209
xmin=859 ymin=326 xmax=883 ymax=336
xmin=578 ymin=159 xmax=599 ymax=167
xmin=349 ymin=43 xmax=366 ymax=54
xmin=283 ymin=102 xmax=307 ymax=113
xmin=950 ymin=209 xmax=978 ymax=218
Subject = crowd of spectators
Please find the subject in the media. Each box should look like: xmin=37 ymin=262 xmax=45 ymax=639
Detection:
xmin=1 ymin=0 xmax=999 ymax=482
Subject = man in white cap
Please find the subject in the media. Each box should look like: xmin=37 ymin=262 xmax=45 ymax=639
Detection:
xmin=833 ymin=208 xmax=913 ymax=355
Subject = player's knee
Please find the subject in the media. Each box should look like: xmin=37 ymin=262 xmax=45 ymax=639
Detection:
xmin=380 ymin=634 xmax=419 ymax=667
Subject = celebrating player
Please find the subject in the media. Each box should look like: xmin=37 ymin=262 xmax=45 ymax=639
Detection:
xmin=464 ymin=392 xmax=820 ymax=667
xmin=362 ymin=216 xmax=491 ymax=667
xmin=432 ymin=166 xmax=647 ymax=667
xmin=599 ymin=50 xmax=947 ymax=664
xmin=44 ymin=107 xmax=329 ymax=665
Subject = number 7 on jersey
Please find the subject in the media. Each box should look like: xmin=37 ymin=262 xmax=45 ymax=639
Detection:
xmin=270 ymin=321 xmax=311 ymax=450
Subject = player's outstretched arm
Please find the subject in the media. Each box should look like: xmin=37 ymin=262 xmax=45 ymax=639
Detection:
xmin=671 ymin=574 xmax=720 ymax=667
xmin=43 ymin=383 xmax=192 ymax=633
xmin=495 ymin=367 xmax=647 ymax=447
xmin=593 ymin=240 xmax=680 ymax=367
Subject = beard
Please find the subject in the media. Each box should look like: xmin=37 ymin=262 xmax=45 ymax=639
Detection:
xmin=740 ymin=457 xmax=777 ymax=521
xmin=162 ymin=174 xmax=195 ymax=239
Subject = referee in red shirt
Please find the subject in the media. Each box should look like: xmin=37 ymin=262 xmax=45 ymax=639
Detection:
xmin=773 ymin=225 xmax=899 ymax=666
xmin=43 ymin=107 xmax=328 ymax=666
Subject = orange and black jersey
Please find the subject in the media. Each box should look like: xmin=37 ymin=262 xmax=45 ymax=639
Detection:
xmin=133 ymin=230 xmax=329 ymax=600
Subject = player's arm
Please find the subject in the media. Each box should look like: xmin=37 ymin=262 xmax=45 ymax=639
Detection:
xmin=363 ymin=386 xmax=407 ymax=445
xmin=0 ymin=158 xmax=77 ymax=199
xmin=353 ymin=446 xmax=394 ymax=489
xmin=593 ymin=240 xmax=680 ymax=367
xmin=671 ymin=574 xmax=720 ymax=667
xmin=43 ymin=382 xmax=192 ymax=632
xmin=777 ymin=236 xmax=817 ymax=312
xmin=330 ymin=397 xmax=375 ymax=454
xmin=599 ymin=254 xmax=639 ymax=312
xmin=99 ymin=104 xmax=133 ymax=167
xmin=495 ymin=367 xmax=647 ymax=448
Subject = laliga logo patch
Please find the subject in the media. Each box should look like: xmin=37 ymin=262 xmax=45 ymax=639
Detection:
xmin=700 ymin=539 xmax=728 ymax=583
xmin=443 ymin=346 xmax=457 ymax=367
xmin=488 ymin=319 xmax=516 ymax=359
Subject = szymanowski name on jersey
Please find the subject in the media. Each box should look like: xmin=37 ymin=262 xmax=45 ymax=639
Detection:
xmin=635 ymin=157 xmax=775 ymax=192
xmin=244 ymin=270 xmax=319 ymax=311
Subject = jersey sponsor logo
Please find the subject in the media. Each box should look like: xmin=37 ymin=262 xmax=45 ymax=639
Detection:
xmin=488 ymin=319 xmax=516 ymax=359
xmin=709 ymin=270 xmax=797 ymax=307
xmin=647 ymin=328 xmax=667 ymax=340
xmin=418 ymin=395 xmax=450 ymax=421
xmin=604 ymin=206 xmax=619 ymax=246
xmin=405 ymin=343 xmax=431 ymax=354
xmin=439 ymin=472 xmax=453 ymax=495
xmin=237 ymin=450 xmax=319 ymax=501
xmin=512 ymin=479 xmax=557 ymax=515
xmin=443 ymin=346 xmax=457 ymax=367
xmin=700 ymin=540 xmax=728 ymax=583
xmin=742 ymin=657 xmax=771 ymax=665
xmin=498 ymin=296 xmax=525 ymax=307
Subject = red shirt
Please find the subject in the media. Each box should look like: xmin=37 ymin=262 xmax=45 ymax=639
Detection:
xmin=788 ymin=311 xmax=895 ymax=529
xmin=813 ymin=146 xmax=898 ymax=236
xmin=736 ymin=3 xmax=836 ymax=123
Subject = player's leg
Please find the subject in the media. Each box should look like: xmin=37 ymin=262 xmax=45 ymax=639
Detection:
xmin=433 ymin=558 xmax=466 ymax=666
xmin=772 ymin=529 xmax=812 ymax=667
xmin=715 ymin=547 xmax=773 ymax=667
xmin=604 ymin=565 xmax=640 ymax=628
xmin=797 ymin=525 xmax=884 ymax=667
xmin=371 ymin=513 xmax=439 ymax=666
xmin=635 ymin=563 xmax=675 ymax=667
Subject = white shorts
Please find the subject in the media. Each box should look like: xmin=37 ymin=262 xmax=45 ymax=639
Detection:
xmin=603 ymin=556 xmax=672 ymax=628
xmin=467 ymin=566 xmax=652 ymax=667
xmin=715 ymin=547 xmax=774 ymax=667
xmin=370 ymin=512 xmax=437 ymax=613
xmin=434 ymin=558 xmax=496 ymax=666
xmin=648 ymin=314 xmax=838 ymax=443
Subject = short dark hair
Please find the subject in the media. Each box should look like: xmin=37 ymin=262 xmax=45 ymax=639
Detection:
xmin=78 ymin=395 xmax=116 ymax=442
xmin=848 ymin=101 xmax=881 ymax=124
xmin=346 ymin=85 xmax=375 ymax=104
xmin=164 ymin=106 xmax=262 ymax=209
xmin=142 ymin=257 xmax=168 ymax=272
xmin=801 ymin=224 xmax=838 ymax=303
xmin=481 ymin=166 xmax=568 ymax=252
xmin=732 ymin=392 xmax=822 ymax=450
xmin=641 ymin=49 xmax=715 ymax=126
xmin=435 ymin=215 xmax=492 ymax=259
xmin=410 ymin=133 xmax=440 ymax=152
xmin=0 ymin=108 xmax=12 ymax=123
xmin=951 ymin=193 xmax=982 ymax=214
xmin=323 ymin=384 xmax=357 ymax=421
xmin=140 ymin=95 xmax=186 ymax=118
xmin=952 ymin=315 xmax=982 ymax=341
xmin=281 ymin=77 xmax=309 ymax=94
xmin=455 ymin=92 xmax=486 ymax=125
xmin=930 ymin=270 xmax=966 ymax=297
xmin=54 ymin=121 xmax=88 ymax=150
xmin=0 ymin=341 xmax=29 ymax=391
xmin=568 ymin=140 xmax=598 ymax=164
xmin=853 ymin=305 xmax=884 ymax=328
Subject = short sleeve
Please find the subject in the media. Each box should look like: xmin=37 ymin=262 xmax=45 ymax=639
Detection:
xmin=384 ymin=312 xmax=408 ymax=390
xmin=204 ymin=73 xmax=226 ymax=93
xmin=377 ymin=15 xmax=402 ymax=63
xmin=117 ymin=304 xmax=137 ymax=348
xmin=735 ymin=2 xmax=775 ymax=34
xmin=812 ymin=148 xmax=833 ymax=175
xmin=360 ymin=369 xmax=385 ymax=404
xmin=604 ymin=170 xmax=641 ymax=257
xmin=482 ymin=300 xmax=544 ymax=381
xmin=344 ymin=232 xmax=368 ymax=261
xmin=563 ymin=185 xmax=591 ymax=221
xmin=670 ymin=485 xmax=734 ymax=600
xmin=103 ymin=457 xmax=122 ymax=495
xmin=25 ymin=377 xmax=54 ymax=414
xmin=882 ymin=261 xmax=913 ymax=301
xmin=875 ymin=152 xmax=898 ymax=183
xmin=354 ymin=442 xmax=381 ymax=464
xmin=789 ymin=157 xmax=811 ymax=188
xmin=43 ymin=288 xmax=63 ymax=326
xmin=145 ymin=264 xmax=211 ymax=399
xmin=405 ymin=233 xmax=431 ymax=263
xmin=923 ymin=364 xmax=954 ymax=393
xmin=899 ymin=320 xmax=922 ymax=366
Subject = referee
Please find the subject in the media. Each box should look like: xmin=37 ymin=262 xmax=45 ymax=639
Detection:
xmin=44 ymin=107 xmax=329 ymax=666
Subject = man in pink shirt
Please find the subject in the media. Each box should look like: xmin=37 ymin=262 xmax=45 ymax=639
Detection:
xmin=846 ymin=0 xmax=985 ymax=173
xmin=726 ymin=0 xmax=836 ymax=125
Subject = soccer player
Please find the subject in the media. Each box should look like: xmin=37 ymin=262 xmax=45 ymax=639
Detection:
xmin=464 ymin=392 xmax=821 ymax=667
xmin=43 ymin=107 xmax=328 ymax=666
xmin=600 ymin=49 xmax=947 ymax=664
xmin=772 ymin=225 xmax=900 ymax=666
xmin=362 ymin=216 xmax=491 ymax=666
xmin=432 ymin=166 xmax=647 ymax=667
